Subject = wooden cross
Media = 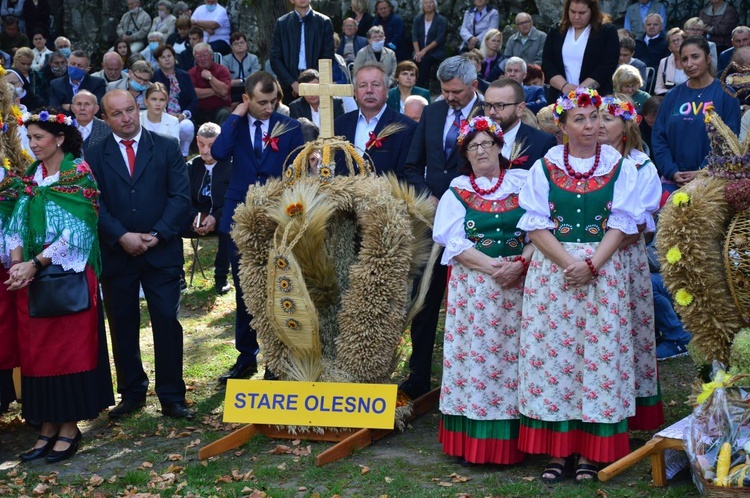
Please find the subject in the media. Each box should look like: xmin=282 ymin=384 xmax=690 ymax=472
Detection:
xmin=298 ymin=59 xmax=353 ymax=139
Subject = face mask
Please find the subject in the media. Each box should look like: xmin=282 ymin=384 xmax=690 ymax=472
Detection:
xmin=130 ymin=7 xmax=140 ymax=14
xmin=51 ymin=64 xmax=66 ymax=76
xmin=159 ymin=11 xmax=167 ymax=19
xmin=206 ymin=4 xmax=217 ymax=12
xmin=59 ymin=47 xmax=71 ymax=58
xmin=148 ymin=42 xmax=159 ymax=51
xmin=130 ymin=79 xmax=148 ymax=92
xmin=15 ymin=86 xmax=25 ymax=98
xmin=67 ymin=65 xmax=86 ymax=80
xmin=371 ymin=40 xmax=385 ymax=52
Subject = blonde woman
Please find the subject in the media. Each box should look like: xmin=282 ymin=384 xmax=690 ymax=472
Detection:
xmin=479 ymin=29 xmax=506 ymax=82
xmin=612 ymin=65 xmax=649 ymax=111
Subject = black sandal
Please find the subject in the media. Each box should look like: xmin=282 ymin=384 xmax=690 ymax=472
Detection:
xmin=575 ymin=462 xmax=599 ymax=483
xmin=542 ymin=459 xmax=567 ymax=484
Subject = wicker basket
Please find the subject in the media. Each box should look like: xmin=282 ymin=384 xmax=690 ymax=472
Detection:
xmin=724 ymin=209 xmax=750 ymax=325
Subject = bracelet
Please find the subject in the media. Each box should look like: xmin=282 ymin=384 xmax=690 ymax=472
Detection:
xmin=30 ymin=256 xmax=43 ymax=269
xmin=513 ymin=255 xmax=530 ymax=273
xmin=584 ymin=257 xmax=598 ymax=278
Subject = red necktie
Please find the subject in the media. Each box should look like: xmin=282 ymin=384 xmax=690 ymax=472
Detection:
xmin=121 ymin=139 xmax=136 ymax=177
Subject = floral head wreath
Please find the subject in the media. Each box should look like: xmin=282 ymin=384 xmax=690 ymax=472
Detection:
xmin=553 ymin=87 xmax=603 ymax=123
xmin=457 ymin=116 xmax=503 ymax=146
xmin=19 ymin=110 xmax=77 ymax=129
xmin=600 ymin=96 xmax=641 ymax=124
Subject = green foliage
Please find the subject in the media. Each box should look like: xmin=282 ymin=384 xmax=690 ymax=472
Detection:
xmin=729 ymin=328 xmax=750 ymax=377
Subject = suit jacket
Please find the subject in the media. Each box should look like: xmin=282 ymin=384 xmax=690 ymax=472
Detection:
xmin=412 ymin=13 xmax=447 ymax=60
xmin=184 ymin=156 xmax=232 ymax=232
xmin=337 ymin=35 xmax=367 ymax=62
xmin=270 ymin=9 xmax=334 ymax=88
xmin=334 ymin=105 xmax=416 ymax=178
xmin=542 ymin=22 xmax=619 ymax=102
xmin=373 ymin=13 xmax=408 ymax=61
xmin=634 ymin=33 xmax=669 ymax=70
xmin=504 ymin=26 xmax=547 ymax=65
xmin=87 ymin=128 xmax=190 ymax=276
xmin=211 ymin=112 xmax=304 ymax=233
xmin=152 ymin=68 xmax=198 ymax=117
xmin=523 ymin=85 xmax=547 ymax=114
xmin=386 ymin=86 xmax=431 ymax=112
xmin=404 ymin=95 xmax=484 ymax=197
xmin=82 ymin=118 xmax=110 ymax=154
xmin=49 ymin=74 xmax=107 ymax=111
xmin=718 ymin=47 xmax=734 ymax=74
xmin=509 ymin=122 xmax=557 ymax=170
xmin=288 ymin=97 xmax=345 ymax=122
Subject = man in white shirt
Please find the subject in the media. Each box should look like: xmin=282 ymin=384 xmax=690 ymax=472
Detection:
xmin=72 ymin=90 xmax=110 ymax=154
xmin=190 ymin=0 xmax=231 ymax=55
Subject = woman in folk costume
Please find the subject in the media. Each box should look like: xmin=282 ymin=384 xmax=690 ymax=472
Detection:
xmin=597 ymin=94 xmax=663 ymax=431
xmin=0 ymin=156 xmax=22 ymax=413
xmin=433 ymin=116 xmax=534 ymax=465
xmin=5 ymin=109 xmax=113 ymax=463
xmin=516 ymin=88 xmax=643 ymax=482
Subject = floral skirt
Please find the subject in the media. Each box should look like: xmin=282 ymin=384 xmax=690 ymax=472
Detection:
xmin=620 ymin=236 xmax=663 ymax=431
xmin=517 ymin=242 xmax=635 ymax=462
xmin=439 ymin=261 xmax=525 ymax=464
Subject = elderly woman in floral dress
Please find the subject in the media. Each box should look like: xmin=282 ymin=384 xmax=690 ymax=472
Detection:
xmin=516 ymin=88 xmax=643 ymax=483
xmin=598 ymin=95 xmax=663 ymax=431
xmin=433 ymin=116 xmax=534 ymax=466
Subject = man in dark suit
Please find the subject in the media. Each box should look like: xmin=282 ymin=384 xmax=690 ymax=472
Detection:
xmin=503 ymin=57 xmax=548 ymax=115
xmin=334 ymin=62 xmax=416 ymax=178
xmin=289 ymin=69 xmax=345 ymax=127
xmin=72 ymin=90 xmax=110 ymax=155
xmin=211 ymin=71 xmax=305 ymax=382
xmin=182 ymin=122 xmax=232 ymax=294
xmin=270 ymin=0 xmax=334 ymax=105
xmin=88 ymin=90 xmax=193 ymax=419
xmin=401 ymin=55 xmax=483 ymax=399
xmin=634 ymin=13 xmax=669 ymax=70
xmin=49 ymin=50 xmax=106 ymax=113
xmin=718 ymin=26 xmax=750 ymax=74
xmin=339 ymin=18 xmax=367 ymax=64
xmin=484 ymin=78 xmax=556 ymax=169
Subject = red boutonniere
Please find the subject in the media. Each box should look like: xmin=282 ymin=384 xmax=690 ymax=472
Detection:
xmin=262 ymin=134 xmax=279 ymax=152
xmin=366 ymin=131 xmax=383 ymax=149
xmin=511 ymin=155 xmax=529 ymax=167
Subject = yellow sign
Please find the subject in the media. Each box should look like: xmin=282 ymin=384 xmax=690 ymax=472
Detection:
xmin=223 ymin=380 xmax=398 ymax=429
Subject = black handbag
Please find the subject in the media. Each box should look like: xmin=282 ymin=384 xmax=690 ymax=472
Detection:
xmin=28 ymin=265 xmax=90 ymax=318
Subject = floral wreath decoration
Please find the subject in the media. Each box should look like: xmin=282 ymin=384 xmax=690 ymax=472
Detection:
xmin=18 ymin=110 xmax=78 ymax=129
xmin=553 ymin=87 xmax=603 ymax=123
xmin=599 ymin=96 xmax=641 ymax=123
xmin=456 ymin=116 xmax=503 ymax=146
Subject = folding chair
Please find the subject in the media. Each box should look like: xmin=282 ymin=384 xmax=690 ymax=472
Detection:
xmin=186 ymin=236 xmax=207 ymax=286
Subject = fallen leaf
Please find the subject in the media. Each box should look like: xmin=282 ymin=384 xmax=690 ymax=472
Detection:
xmin=384 ymin=477 xmax=394 ymax=483
xmin=450 ymin=473 xmax=470 ymax=483
xmin=235 ymin=449 xmax=246 ymax=457
xmin=292 ymin=439 xmax=301 ymax=446
xmin=269 ymin=445 xmax=292 ymax=454
xmin=139 ymin=462 xmax=154 ymax=469
xmin=89 ymin=474 xmax=104 ymax=486
xmin=437 ymin=482 xmax=453 ymax=487
xmin=522 ymin=476 xmax=535 ymax=482
xmin=360 ymin=465 xmax=370 ymax=474
xmin=185 ymin=438 xmax=201 ymax=450
xmin=108 ymin=475 xmax=118 ymax=483
xmin=215 ymin=475 xmax=233 ymax=484
xmin=32 ymin=483 xmax=49 ymax=495
xmin=167 ymin=454 xmax=183 ymax=461
xmin=298 ymin=486 xmax=307 ymax=491
xmin=596 ymin=490 xmax=608 ymax=498
xmin=277 ymin=462 xmax=287 ymax=470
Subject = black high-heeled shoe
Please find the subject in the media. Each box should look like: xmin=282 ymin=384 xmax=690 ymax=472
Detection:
xmin=45 ymin=430 xmax=81 ymax=463
xmin=19 ymin=434 xmax=57 ymax=461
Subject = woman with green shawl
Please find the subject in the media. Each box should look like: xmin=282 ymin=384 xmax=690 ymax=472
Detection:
xmin=4 ymin=108 xmax=114 ymax=463
xmin=0 ymin=156 xmax=22 ymax=413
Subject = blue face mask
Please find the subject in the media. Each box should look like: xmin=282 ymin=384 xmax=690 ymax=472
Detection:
xmin=371 ymin=40 xmax=385 ymax=52
xmin=59 ymin=47 xmax=71 ymax=58
xmin=206 ymin=4 xmax=217 ymax=12
xmin=67 ymin=65 xmax=86 ymax=80
xmin=148 ymin=42 xmax=160 ymax=51
xmin=130 ymin=79 xmax=148 ymax=92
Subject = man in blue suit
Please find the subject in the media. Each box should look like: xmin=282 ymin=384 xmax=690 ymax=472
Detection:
xmin=339 ymin=18 xmax=367 ymax=65
xmin=334 ymin=62 xmax=416 ymax=178
xmin=211 ymin=71 xmax=304 ymax=383
xmin=484 ymin=78 xmax=556 ymax=169
xmin=503 ymin=57 xmax=547 ymax=115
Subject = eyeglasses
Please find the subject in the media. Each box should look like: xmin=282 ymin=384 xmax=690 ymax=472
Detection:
xmin=517 ymin=20 xmax=532 ymax=26
xmin=485 ymin=101 xmax=521 ymax=112
xmin=466 ymin=140 xmax=496 ymax=152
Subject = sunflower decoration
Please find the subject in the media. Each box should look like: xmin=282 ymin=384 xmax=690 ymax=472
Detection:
xmin=286 ymin=202 xmax=304 ymax=218
xmin=657 ymin=106 xmax=750 ymax=366
xmin=285 ymin=318 xmax=302 ymax=331
xmin=277 ymin=276 xmax=293 ymax=293
xmin=275 ymin=255 xmax=289 ymax=270
xmin=318 ymin=165 xmax=333 ymax=184
xmin=280 ymin=297 xmax=296 ymax=313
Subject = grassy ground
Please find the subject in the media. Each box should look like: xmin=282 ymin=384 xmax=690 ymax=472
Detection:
xmin=0 ymin=238 xmax=702 ymax=497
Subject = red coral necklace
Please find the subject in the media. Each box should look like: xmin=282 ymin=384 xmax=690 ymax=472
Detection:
xmin=563 ymin=144 xmax=601 ymax=179
xmin=469 ymin=169 xmax=505 ymax=195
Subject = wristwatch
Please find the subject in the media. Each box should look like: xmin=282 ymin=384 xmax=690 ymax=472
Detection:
xmin=149 ymin=230 xmax=161 ymax=241
xmin=208 ymin=75 xmax=213 ymax=81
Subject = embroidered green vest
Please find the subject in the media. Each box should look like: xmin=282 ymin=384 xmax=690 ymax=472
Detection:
xmin=542 ymin=158 xmax=623 ymax=243
xmin=450 ymin=187 xmax=525 ymax=258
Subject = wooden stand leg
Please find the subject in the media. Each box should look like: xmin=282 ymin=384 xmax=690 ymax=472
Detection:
xmin=598 ymin=437 xmax=665 ymax=482
xmin=12 ymin=367 xmax=20 ymax=400
xmin=198 ymin=424 xmax=258 ymax=460
xmin=651 ymin=449 xmax=668 ymax=487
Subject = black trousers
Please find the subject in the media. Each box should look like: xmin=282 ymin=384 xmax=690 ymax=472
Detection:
xmin=101 ymin=262 xmax=186 ymax=404
xmin=407 ymin=254 xmax=448 ymax=387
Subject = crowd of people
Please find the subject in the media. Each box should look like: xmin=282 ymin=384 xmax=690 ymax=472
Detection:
xmin=0 ymin=0 xmax=742 ymax=482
